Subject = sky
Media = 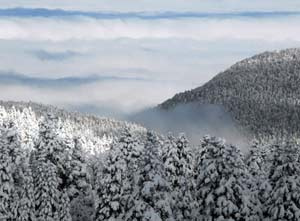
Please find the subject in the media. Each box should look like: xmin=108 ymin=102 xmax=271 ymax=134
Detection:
xmin=0 ymin=1 xmax=300 ymax=117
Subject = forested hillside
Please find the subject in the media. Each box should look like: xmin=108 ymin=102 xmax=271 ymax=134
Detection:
xmin=1 ymin=103 xmax=300 ymax=220
xmin=160 ymin=48 xmax=300 ymax=139
xmin=0 ymin=101 xmax=146 ymax=139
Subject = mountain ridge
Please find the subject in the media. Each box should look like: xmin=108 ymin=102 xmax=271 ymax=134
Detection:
xmin=159 ymin=48 xmax=300 ymax=138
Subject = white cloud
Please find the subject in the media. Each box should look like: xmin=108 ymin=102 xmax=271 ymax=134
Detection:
xmin=1 ymin=0 xmax=300 ymax=12
xmin=0 ymin=16 xmax=300 ymax=42
xmin=1 ymin=37 xmax=300 ymax=85
xmin=0 ymin=80 xmax=191 ymax=114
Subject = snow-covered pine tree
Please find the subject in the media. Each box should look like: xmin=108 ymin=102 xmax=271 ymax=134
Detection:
xmin=59 ymin=190 xmax=72 ymax=221
xmin=49 ymin=117 xmax=73 ymax=191
xmin=118 ymin=128 xmax=142 ymax=217
xmin=70 ymin=192 xmax=95 ymax=221
xmin=19 ymin=107 xmax=39 ymax=150
xmin=34 ymin=159 xmax=60 ymax=221
xmin=68 ymin=137 xmax=94 ymax=221
xmin=68 ymin=137 xmax=91 ymax=200
xmin=246 ymin=140 xmax=270 ymax=219
xmin=0 ymin=139 xmax=13 ymax=219
xmin=265 ymin=140 xmax=300 ymax=220
xmin=162 ymin=133 xmax=195 ymax=220
xmin=5 ymin=122 xmax=23 ymax=181
xmin=0 ymin=122 xmax=23 ymax=219
xmin=37 ymin=114 xmax=73 ymax=187
xmin=0 ymin=106 xmax=8 ymax=132
xmin=95 ymin=128 xmax=141 ymax=221
xmin=95 ymin=146 xmax=127 ymax=220
xmin=34 ymin=113 xmax=72 ymax=220
xmin=195 ymin=135 xmax=258 ymax=221
xmin=14 ymin=159 xmax=36 ymax=221
xmin=246 ymin=140 xmax=265 ymax=178
xmin=10 ymin=188 xmax=21 ymax=220
xmin=128 ymin=131 xmax=174 ymax=221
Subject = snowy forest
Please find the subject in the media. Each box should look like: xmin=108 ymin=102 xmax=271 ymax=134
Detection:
xmin=160 ymin=49 xmax=300 ymax=139
xmin=1 ymin=103 xmax=300 ymax=221
xmin=2 ymin=0 xmax=300 ymax=220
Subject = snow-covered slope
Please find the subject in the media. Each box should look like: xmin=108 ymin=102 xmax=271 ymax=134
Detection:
xmin=0 ymin=100 xmax=146 ymax=155
xmin=160 ymin=48 xmax=300 ymax=138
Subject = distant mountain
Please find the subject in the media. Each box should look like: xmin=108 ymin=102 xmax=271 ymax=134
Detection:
xmin=1 ymin=7 xmax=300 ymax=20
xmin=159 ymin=48 xmax=300 ymax=138
xmin=0 ymin=72 xmax=148 ymax=88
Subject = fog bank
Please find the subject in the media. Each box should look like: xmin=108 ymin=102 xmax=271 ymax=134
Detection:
xmin=130 ymin=103 xmax=249 ymax=151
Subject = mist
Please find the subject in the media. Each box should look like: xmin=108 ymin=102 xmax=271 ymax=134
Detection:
xmin=0 ymin=73 xmax=251 ymax=151
xmin=129 ymin=103 xmax=250 ymax=151
xmin=0 ymin=78 xmax=191 ymax=116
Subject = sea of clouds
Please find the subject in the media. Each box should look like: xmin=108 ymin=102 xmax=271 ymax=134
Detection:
xmin=0 ymin=2 xmax=300 ymax=117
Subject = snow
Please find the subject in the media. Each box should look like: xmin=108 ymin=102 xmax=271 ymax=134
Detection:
xmin=1 ymin=103 xmax=300 ymax=220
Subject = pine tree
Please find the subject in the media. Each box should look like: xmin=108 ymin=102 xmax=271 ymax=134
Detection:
xmin=195 ymin=136 xmax=258 ymax=221
xmin=34 ymin=113 xmax=72 ymax=220
xmin=0 ymin=132 xmax=13 ymax=220
xmin=95 ymin=145 xmax=127 ymax=220
xmin=128 ymin=131 xmax=174 ymax=221
xmin=162 ymin=134 xmax=195 ymax=220
xmin=0 ymin=106 xmax=8 ymax=131
xmin=70 ymin=192 xmax=95 ymax=221
xmin=13 ymin=159 xmax=36 ymax=221
xmin=34 ymin=159 xmax=60 ymax=221
xmin=19 ymin=107 xmax=39 ymax=150
xmin=0 ymin=122 xmax=23 ymax=219
xmin=5 ymin=122 xmax=23 ymax=182
xmin=246 ymin=140 xmax=264 ymax=178
xmin=68 ymin=137 xmax=91 ymax=200
xmin=40 ymin=114 xmax=73 ymax=191
xmin=118 ymin=128 xmax=142 ymax=218
xmin=265 ymin=141 xmax=300 ymax=220
xmin=59 ymin=190 xmax=72 ymax=221
xmin=10 ymin=189 xmax=21 ymax=220
xmin=68 ymin=137 xmax=94 ymax=221
xmin=95 ymin=128 xmax=141 ymax=220
xmin=246 ymin=140 xmax=269 ymax=219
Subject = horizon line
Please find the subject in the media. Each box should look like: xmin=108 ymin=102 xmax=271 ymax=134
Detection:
xmin=0 ymin=7 xmax=300 ymax=20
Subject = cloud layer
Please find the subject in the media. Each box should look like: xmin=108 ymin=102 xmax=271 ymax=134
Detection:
xmin=0 ymin=71 xmax=151 ymax=87
xmin=1 ymin=0 xmax=300 ymax=12
xmin=1 ymin=15 xmax=300 ymax=42
xmin=0 ymin=4 xmax=300 ymax=117
xmin=29 ymin=49 xmax=80 ymax=61
xmin=0 ymin=79 xmax=189 ymax=116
